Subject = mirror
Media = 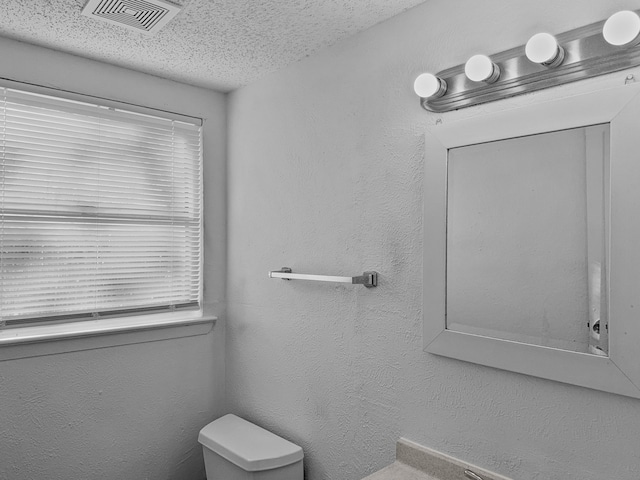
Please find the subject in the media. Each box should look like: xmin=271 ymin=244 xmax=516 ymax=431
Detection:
xmin=446 ymin=125 xmax=609 ymax=355
xmin=423 ymin=83 xmax=640 ymax=398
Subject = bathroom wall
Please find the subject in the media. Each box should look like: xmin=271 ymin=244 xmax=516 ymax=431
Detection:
xmin=0 ymin=37 xmax=226 ymax=480
xmin=226 ymin=1 xmax=640 ymax=479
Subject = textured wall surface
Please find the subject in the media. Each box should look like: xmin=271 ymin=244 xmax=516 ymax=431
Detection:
xmin=0 ymin=334 xmax=219 ymax=480
xmin=226 ymin=1 xmax=640 ymax=479
xmin=0 ymin=37 xmax=227 ymax=480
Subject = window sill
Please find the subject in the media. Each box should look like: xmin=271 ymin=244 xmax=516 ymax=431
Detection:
xmin=0 ymin=312 xmax=217 ymax=361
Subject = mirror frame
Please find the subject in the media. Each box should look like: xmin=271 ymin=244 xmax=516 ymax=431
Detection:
xmin=423 ymin=83 xmax=640 ymax=398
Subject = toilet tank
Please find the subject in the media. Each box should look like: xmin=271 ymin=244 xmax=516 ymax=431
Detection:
xmin=198 ymin=414 xmax=303 ymax=480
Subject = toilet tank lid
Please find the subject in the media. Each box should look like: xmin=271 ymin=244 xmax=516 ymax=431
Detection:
xmin=198 ymin=414 xmax=303 ymax=472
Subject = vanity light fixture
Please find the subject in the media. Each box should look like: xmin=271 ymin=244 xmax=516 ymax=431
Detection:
xmin=525 ymin=33 xmax=565 ymax=67
xmin=415 ymin=9 xmax=640 ymax=112
xmin=413 ymin=73 xmax=447 ymax=98
xmin=464 ymin=55 xmax=500 ymax=83
xmin=603 ymin=10 xmax=640 ymax=46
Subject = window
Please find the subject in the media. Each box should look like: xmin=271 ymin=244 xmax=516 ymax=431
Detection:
xmin=0 ymin=86 xmax=202 ymax=330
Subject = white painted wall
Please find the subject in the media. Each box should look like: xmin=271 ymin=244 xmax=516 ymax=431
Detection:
xmin=0 ymin=37 xmax=226 ymax=480
xmin=226 ymin=1 xmax=640 ymax=479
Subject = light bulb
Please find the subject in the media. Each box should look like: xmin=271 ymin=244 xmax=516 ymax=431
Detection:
xmin=525 ymin=33 xmax=565 ymax=67
xmin=464 ymin=55 xmax=500 ymax=83
xmin=413 ymin=73 xmax=447 ymax=98
xmin=603 ymin=10 xmax=640 ymax=46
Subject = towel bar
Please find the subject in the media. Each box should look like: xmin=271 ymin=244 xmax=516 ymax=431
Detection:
xmin=269 ymin=267 xmax=378 ymax=288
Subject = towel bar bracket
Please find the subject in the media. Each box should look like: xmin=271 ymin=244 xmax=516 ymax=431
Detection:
xmin=353 ymin=271 xmax=378 ymax=288
xmin=278 ymin=267 xmax=292 ymax=279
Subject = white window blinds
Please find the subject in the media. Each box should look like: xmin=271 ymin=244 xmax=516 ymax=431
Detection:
xmin=0 ymin=87 xmax=202 ymax=326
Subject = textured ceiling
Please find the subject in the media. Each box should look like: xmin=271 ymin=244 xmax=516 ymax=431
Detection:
xmin=0 ymin=0 xmax=427 ymax=92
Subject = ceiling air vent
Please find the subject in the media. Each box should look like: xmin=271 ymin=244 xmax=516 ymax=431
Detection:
xmin=81 ymin=0 xmax=181 ymax=35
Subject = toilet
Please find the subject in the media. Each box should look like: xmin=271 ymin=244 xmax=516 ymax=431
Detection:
xmin=198 ymin=414 xmax=304 ymax=480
